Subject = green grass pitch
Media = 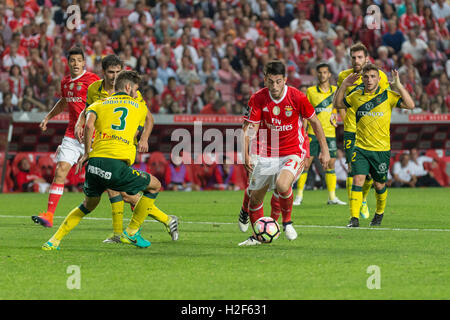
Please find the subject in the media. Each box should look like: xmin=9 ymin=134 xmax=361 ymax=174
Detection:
xmin=0 ymin=188 xmax=449 ymax=300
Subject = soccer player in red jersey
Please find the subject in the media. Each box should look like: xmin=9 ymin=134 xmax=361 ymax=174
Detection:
xmin=32 ymin=47 xmax=100 ymax=228
xmin=239 ymin=60 xmax=330 ymax=246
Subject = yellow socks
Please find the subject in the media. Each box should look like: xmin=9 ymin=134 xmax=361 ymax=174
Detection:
xmin=362 ymin=177 xmax=373 ymax=202
xmin=49 ymin=205 xmax=89 ymax=246
xmin=126 ymin=192 xmax=170 ymax=235
xmin=346 ymin=176 xmax=353 ymax=202
xmin=297 ymin=172 xmax=308 ymax=197
xmin=375 ymin=186 xmax=388 ymax=214
xmin=350 ymin=185 xmax=363 ymax=218
xmin=109 ymin=195 xmax=124 ymax=236
xmin=325 ymin=170 xmax=337 ymax=200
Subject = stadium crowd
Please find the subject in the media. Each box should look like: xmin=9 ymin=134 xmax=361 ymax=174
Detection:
xmin=0 ymin=0 xmax=449 ymax=115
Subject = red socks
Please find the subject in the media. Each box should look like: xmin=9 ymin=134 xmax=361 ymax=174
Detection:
xmin=47 ymin=183 xmax=64 ymax=215
xmin=278 ymin=187 xmax=293 ymax=224
xmin=270 ymin=192 xmax=281 ymax=222
xmin=241 ymin=188 xmax=250 ymax=213
xmin=248 ymin=201 xmax=264 ymax=225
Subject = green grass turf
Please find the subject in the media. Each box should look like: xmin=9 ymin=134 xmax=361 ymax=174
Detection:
xmin=0 ymin=188 xmax=449 ymax=300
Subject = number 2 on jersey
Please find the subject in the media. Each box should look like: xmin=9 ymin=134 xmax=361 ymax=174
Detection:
xmin=111 ymin=107 xmax=128 ymax=131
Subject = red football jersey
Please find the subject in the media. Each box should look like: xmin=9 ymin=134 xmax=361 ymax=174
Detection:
xmin=60 ymin=71 xmax=100 ymax=139
xmin=244 ymin=85 xmax=315 ymax=158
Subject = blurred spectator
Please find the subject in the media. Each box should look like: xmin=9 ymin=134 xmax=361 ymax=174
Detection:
xmin=181 ymin=83 xmax=203 ymax=114
xmin=401 ymin=29 xmax=428 ymax=63
xmin=8 ymin=64 xmax=25 ymax=98
xmin=328 ymin=44 xmax=350 ymax=77
xmin=2 ymin=41 xmax=27 ymax=70
xmin=0 ymin=92 xmax=19 ymax=113
xmin=217 ymin=57 xmax=241 ymax=86
xmin=286 ymin=65 xmax=302 ymax=88
xmin=408 ymin=148 xmax=441 ymax=187
xmin=200 ymin=98 xmax=228 ymax=115
xmin=431 ymin=0 xmax=450 ymax=21
xmin=143 ymin=85 xmax=161 ymax=114
xmin=382 ymin=19 xmax=406 ymax=55
xmin=392 ymin=153 xmax=417 ymax=188
xmin=156 ymin=55 xmax=177 ymax=86
xmin=165 ymin=157 xmax=192 ymax=192
xmin=148 ymin=66 xmax=165 ymax=95
xmin=15 ymin=157 xmax=49 ymax=193
xmin=19 ymin=86 xmax=47 ymax=112
xmin=376 ymin=46 xmax=395 ymax=74
xmin=273 ymin=1 xmax=294 ymax=29
xmin=177 ymin=55 xmax=201 ymax=85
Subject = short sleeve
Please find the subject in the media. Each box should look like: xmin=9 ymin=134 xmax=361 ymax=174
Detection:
xmin=388 ymin=90 xmax=402 ymax=109
xmin=298 ymin=91 xmax=315 ymax=120
xmin=86 ymin=85 xmax=94 ymax=107
xmin=244 ymin=94 xmax=262 ymax=124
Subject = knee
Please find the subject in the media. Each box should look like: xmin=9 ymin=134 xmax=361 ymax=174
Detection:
xmin=276 ymin=180 xmax=291 ymax=195
xmin=146 ymin=175 xmax=161 ymax=193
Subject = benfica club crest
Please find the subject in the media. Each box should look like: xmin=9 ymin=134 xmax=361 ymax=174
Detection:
xmin=285 ymin=105 xmax=293 ymax=117
xmin=77 ymin=83 xmax=82 ymax=91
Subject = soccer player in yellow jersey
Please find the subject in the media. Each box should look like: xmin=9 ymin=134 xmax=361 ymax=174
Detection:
xmin=335 ymin=64 xmax=414 ymax=227
xmin=332 ymin=43 xmax=391 ymax=219
xmin=294 ymin=63 xmax=346 ymax=206
xmin=74 ymin=55 xmax=159 ymax=244
xmin=42 ymin=71 xmax=178 ymax=250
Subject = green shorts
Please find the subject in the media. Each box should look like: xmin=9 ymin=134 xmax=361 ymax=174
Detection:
xmin=351 ymin=147 xmax=390 ymax=183
xmin=309 ymin=134 xmax=337 ymax=158
xmin=83 ymin=157 xmax=151 ymax=197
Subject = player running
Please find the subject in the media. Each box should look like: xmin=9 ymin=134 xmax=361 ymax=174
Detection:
xmin=42 ymin=71 xmax=176 ymax=250
xmin=73 ymin=55 xmax=177 ymax=243
xmin=334 ymin=65 xmax=414 ymax=227
xmin=331 ymin=43 xmax=390 ymax=219
xmin=294 ymin=63 xmax=346 ymax=206
xmin=239 ymin=60 xmax=329 ymax=246
xmin=32 ymin=47 xmax=100 ymax=228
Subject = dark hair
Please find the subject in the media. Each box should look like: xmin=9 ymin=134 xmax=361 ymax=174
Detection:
xmin=350 ymin=42 xmax=369 ymax=57
xmin=115 ymin=70 xmax=141 ymax=91
xmin=316 ymin=62 xmax=331 ymax=72
xmin=362 ymin=63 xmax=379 ymax=74
xmin=67 ymin=46 xmax=85 ymax=60
xmin=263 ymin=60 xmax=286 ymax=77
xmin=101 ymin=54 xmax=123 ymax=71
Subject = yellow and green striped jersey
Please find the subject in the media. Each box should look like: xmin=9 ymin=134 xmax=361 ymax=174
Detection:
xmin=306 ymin=85 xmax=337 ymax=138
xmin=343 ymin=87 xmax=402 ymax=151
xmin=337 ymin=68 xmax=390 ymax=133
xmin=86 ymin=92 xmax=148 ymax=166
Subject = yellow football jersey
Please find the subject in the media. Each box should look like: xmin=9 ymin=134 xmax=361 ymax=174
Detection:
xmin=86 ymin=92 xmax=148 ymax=165
xmin=337 ymin=68 xmax=390 ymax=133
xmin=86 ymin=79 xmax=145 ymax=107
xmin=306 ymin=85 xmax=337 ymax=138
xmin=343 ymin=87 xmax=402 ymax=152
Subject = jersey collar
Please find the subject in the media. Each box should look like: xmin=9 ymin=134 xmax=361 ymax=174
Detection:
xmin=269 ymin=85 xmax=287 ymax=104
xmin=362 ymin=86 xmax=381 ymax=96
xmin=316 ymin=85 xmax=332 ymax=94
xmin=70 ymin=70 xmax=86 ymax=81
xmin=112 ymin=91 xmax=129 ymax=96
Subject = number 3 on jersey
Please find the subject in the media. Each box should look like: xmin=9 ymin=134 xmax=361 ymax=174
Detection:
xmin=111 ymin=107 xmax=128 ymax=130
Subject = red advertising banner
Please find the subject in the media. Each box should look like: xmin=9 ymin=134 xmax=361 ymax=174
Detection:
xmin=409 ymin=114 xmax=450 ymax=122
xmin=173 ymin=115 xmax=243 ymax=124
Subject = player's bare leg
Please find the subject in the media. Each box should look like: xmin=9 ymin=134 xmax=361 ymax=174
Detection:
xmin=32 ymin=161 xmax=73 ymax=228
xmin=276 ymin=169 xmax=297 ymax=240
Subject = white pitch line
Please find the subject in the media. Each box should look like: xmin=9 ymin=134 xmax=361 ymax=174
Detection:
xmin=1 ymin=214 xmax=450 ymax=232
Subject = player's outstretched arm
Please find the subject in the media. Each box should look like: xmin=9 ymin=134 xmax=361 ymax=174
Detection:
xmin=390 ymin=70 xmax=415 ymax=110
xmin=242 ymin=120 xmax=259 ymax=174
xmin=331 ymin=86 xmax=346 ymax=127
xmin=39 ymin=98 xmax=67 ymax=132
xmin=76 ymin=111 xmax=96 ymax=174
xmin=308 ymin=114 xmax=330 ymax=169
xmin=137 ymin=111 xmax=154 ymax=153
xmin=74 ymin=109 xmax=87 ymax=143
